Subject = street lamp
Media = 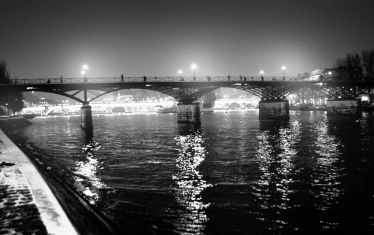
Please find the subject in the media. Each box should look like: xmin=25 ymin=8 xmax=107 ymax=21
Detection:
xmin=190 ymin=63 xmax=197 ymax=81
xmin=178 ymin=69 xmax=183 ymax=81
xmin=5 ymin=103 xmax=9 ymax=116
xmin=81 ymin=64 xmax=88 ymax=82
xmin=259 ymin=70 xmax=264 ymax=81
xmin=281 ymin=66 xmax=286 ymax=80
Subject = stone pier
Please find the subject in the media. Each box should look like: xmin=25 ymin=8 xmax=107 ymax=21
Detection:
xmin=177 ymin=103 xmax=200 ymax=123
xmin=81 ymin=104 xmax=93 ymax=129
xmin=326 ymin=99 xmax=361 ymax=115
xmin=259 ymin=100 xmax=289 ymax=119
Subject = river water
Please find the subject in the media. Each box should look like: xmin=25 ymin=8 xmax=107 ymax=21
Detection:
xmin=17 ymin=111 xmax=374 ymax=234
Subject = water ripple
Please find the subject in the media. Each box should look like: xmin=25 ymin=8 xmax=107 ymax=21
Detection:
xmin=172 ymin=128 xmax=212 ymax=234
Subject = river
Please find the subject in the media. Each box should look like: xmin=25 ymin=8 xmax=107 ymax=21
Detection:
xmin=16 ymin=110 xmax=374 ymax=234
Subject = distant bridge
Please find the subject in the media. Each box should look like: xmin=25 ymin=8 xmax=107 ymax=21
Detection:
xmin=1 ymin=76 xmax=373 ymax=125
xmin=1 ymin=76 xmax=373 ymax=104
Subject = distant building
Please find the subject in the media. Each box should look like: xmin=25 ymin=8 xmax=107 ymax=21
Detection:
xmin=298 ymin=68 xmax=336 ymax=81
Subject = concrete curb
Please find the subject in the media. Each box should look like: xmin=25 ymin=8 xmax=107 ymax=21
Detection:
xmin=0 ymin=128 xmax=78 ymax=235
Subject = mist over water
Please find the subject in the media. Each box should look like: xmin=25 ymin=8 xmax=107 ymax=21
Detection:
xmin=17 ymin=111 xmax=374 ymax=234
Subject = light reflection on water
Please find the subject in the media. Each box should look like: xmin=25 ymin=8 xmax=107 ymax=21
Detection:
xmin=253 ymin=119 xmax=300 ymax=231
xmin=313 ymin=117 xmax=343 ymax=229
xmin=17 ymin=112 xmax=374 ymax=234
xmin=172 ymin=124 xmax=212 ymax=234
xmin=74 ymin=138 xmax=106 ymax=205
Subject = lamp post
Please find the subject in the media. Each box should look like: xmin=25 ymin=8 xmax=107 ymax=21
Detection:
xmin=5 ymin=103 xmax=9 ymax=116
xmin=260 ymin=70 xmax=264 ymax=81
xmin=81 ymin=70 xmax=86 ymax=81
xmin=81 ymin=64 xmax=88 ymax=82
xmin=178 ymin=69 xmax=183 ymax=81
xmin=281 ymin=66 xmax=286 ymax=80
xmin=190 ymin=63 xmax=197 ymax=81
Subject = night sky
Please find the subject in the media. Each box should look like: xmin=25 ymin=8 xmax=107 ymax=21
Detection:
xmin=1 ymin=0 xmax=373 ymax=78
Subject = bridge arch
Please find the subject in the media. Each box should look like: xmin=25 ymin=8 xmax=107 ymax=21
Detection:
xmin=22 ymin=89 xmax=86 ymax=104
xmin=172 ymin=85 xmax=263 ymax=103
xmin=282 ymin=85 xmax=361 ymax=100
xmin=20 ymin=87 xmax=180 ymax=104
xmin=88 ymin=87 xmax=179 ymax=103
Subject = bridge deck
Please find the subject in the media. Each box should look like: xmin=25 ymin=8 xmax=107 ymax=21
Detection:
xmin=1 ymin=76 xmax=373 ymax=104
xmin=1 ymin=76 xmax=372 ymax=88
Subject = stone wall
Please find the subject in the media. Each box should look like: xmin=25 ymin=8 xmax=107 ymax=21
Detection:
xmin=177 ymin=103 xmax=201 ymax=123
xmin=0 ymin=117 xmax=31 ymax=131
xmin=326 ymin=99 xmax=361 ymax=115
xmin=258 ymin=100 xmax=289 ymax=119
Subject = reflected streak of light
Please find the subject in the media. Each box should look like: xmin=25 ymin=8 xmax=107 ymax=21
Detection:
xmin=253 ymin=120 xmax=301 ymax=230
xmin=313 ymin=119 xmax=343 ymax=229
xmin=172 ymin=132 xmax=212 ymax=234
xmin=73 ymin=142 xmax=106 ymax=205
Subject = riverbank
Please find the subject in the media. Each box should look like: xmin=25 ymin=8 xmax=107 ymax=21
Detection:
xmin=0 ymin=117 xmax=77 ymax=234
xmin=0 ymin=116 xmax=120 ymax=235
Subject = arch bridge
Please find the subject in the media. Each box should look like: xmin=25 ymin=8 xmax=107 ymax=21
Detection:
xmin=1 ymin=76 xmax=373 ymax=128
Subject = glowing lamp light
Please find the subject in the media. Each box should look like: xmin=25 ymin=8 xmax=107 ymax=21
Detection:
xmin=281 ymin=66 xmax=286 ymax=80
xmin=259 ymin=70 xmax=264 ymax=75
xmin=361 ymin=95 xmax=369 ymax=102
xmin=81 ymin=64 xmax=89 ymax=81
xmin=178 ymin=69 xmax=183 ymax=75
xmin=190 ymin=63 xmax=197 ymax=81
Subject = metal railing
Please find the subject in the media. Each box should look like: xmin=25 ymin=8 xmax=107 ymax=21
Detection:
xmin=6 ymin=76 xmax=301 ymax=85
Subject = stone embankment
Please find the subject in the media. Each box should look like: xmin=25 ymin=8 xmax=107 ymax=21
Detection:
xmin=0 ymin=117 xmax=77 ymax=234
xmin=0 ymin=116 xmax=120 ymax=235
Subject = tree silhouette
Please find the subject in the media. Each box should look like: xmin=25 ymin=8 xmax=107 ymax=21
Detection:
xmin=333 ymin=50 xmax=374 ymax=103
xmin=334 ymin=53 xmax=363 ymax=81
xmin=0 ymin=61 xmax=24 ymax=114
xmin=201 ymin=92 xmax=216 ymax=109
xmin=361 ymin=49 xmax=374 ymax=81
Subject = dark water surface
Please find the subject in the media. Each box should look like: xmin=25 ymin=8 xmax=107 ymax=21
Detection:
xmin=17 ymin=111 xmax=374 ymax=234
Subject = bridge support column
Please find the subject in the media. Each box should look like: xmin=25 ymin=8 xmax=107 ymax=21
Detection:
xmin=259 ymin=100 xmax=289 ymax=119
xmin=81 ymin=104 xmax=93 ymax=129
xmin=326 ymin=99 xmax=361 ymax=115
xmin=177 ymin=102 xmax=200 ymax=123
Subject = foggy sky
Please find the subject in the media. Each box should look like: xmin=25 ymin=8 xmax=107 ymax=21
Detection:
xmin=1 ymin=0 xmax=374 ymax=78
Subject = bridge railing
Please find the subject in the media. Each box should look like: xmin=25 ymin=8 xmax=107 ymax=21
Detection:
xmin=7 ymin=76 xmax=301 ymax=85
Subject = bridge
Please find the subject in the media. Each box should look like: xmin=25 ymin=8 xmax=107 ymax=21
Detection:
xmin=1 ymin=76 xmax=373 ymax=128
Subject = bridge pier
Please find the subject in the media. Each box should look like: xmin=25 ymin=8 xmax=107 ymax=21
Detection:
xmin=81 ymin=104 xmax=93 ymax=129
xmin=259 ymin=100 xmax=289 ymax=119
xmin=177 ymin=102 xmax=200 ymax=123
xmin=326 ymin=99 xmax=361 ymax=115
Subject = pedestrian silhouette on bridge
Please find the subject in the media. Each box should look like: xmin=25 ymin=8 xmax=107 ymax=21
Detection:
xmin=121 ymin=74 xmax=124 ymax=82
xmin=227 ymin=75 xmax=231 ymax=81
xmin=143 ymin=76 xmax=147 ymax=82
xmin=47 ymin=79 xmax=50 ymax=84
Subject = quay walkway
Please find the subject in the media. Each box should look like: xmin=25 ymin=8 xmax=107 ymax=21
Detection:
xmin=0 ymin=121 xmax=78 ymax=234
